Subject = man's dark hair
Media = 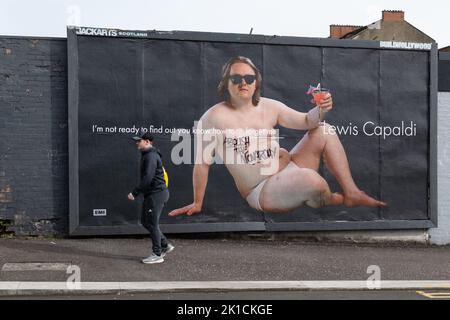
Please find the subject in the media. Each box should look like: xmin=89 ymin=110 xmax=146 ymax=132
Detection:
xmin=217 ymin=56 xmax=262 ymax=106
xmin=132 ymin=132 xmax=154 ymax=142
xmin=141 ymin=132 xmax=154 ymax=142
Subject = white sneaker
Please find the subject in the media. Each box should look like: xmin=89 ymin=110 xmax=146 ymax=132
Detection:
xmin=142 ymin=253 xmax=164 ymax=264
xmin=161 ymin=243 xmax=175 ymax=257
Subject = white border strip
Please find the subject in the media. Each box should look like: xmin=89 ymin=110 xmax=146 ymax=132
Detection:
xmin=1 ymin=281 xmax=450 ymax=296
xmin=2 ymin=263 xmax=72 ymax=272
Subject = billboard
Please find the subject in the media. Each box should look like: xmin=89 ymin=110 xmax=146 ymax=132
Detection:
xmin=68 ymin=27 xmax=437 ymax=236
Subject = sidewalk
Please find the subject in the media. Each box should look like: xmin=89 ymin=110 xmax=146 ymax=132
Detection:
xmin=0 ymin=237 xmax=449 ymax=295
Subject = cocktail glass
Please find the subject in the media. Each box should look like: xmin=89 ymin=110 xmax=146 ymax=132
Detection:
xmin=312 ymin=87 xmax=330 ymax=105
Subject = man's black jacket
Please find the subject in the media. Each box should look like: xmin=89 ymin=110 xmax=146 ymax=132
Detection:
xmin=132 ymin=146 xmax=166 ymax=197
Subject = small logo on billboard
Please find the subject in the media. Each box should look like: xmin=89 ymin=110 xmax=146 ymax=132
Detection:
xmin=379 ymin=41 xmax=432 ymax=50
xmin=75 ymin=27 xmax=117 ymax=37
xmin=93 ymin=209 xmax=107 ymax=217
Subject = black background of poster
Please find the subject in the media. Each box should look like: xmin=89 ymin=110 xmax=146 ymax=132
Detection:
xmin=439 ymin=52 xmax=450 ymax=92
xmin=69 ymin=29 xmax=435 ymax=235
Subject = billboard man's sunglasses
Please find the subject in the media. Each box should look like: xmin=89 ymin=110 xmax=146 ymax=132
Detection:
xmin=229 ymin=74 xmax=256 ymax=85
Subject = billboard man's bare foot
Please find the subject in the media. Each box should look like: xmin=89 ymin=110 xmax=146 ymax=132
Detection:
xmin=339 ymin=190 xmax=387 ymax=208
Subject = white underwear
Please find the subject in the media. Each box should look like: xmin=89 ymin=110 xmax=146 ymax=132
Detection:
xmin=246 ymin=178 xmax=268 ymax=212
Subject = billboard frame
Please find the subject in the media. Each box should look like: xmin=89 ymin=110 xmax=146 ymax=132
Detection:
xmin=67 ymin=26 xmax=438 ymax=236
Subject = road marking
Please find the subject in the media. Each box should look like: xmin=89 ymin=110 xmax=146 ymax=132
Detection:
xmin=416 ymin=291 xmax=450 ymax=299
xmin=1 ymin=263 xmax=72 ymax=272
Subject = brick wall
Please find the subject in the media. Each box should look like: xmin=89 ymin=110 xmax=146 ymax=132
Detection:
xmin=329 ymin=25 xmax=362 ymax=39
xmin=382 ymin=10 xmax=404 ymax=22
xmin=0 ymin=37 xmax=68 ymax=236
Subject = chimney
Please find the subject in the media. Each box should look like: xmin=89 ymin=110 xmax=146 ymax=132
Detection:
xmin=329 ymin=25 xmax=362 ymax=39
xmin=382 ymin=10 xmax=404 ymax=22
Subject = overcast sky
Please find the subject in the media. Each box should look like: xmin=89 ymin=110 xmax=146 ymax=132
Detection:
xmin=0 ymin=0 xmax=448 ymax=47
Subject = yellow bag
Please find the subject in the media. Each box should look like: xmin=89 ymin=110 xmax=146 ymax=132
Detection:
xmin=162 ymin=166 xmax=169 ymax=188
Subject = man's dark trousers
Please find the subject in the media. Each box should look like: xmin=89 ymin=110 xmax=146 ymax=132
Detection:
xmin=142 ymin=188 xmax=170 ymax=256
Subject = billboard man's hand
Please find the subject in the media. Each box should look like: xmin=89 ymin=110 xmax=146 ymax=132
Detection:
xmin=168 ymin=203 xmax=202 ymax=217
xmin=127 ymin=193 xmax=135 ymax=201
xmin=319 ymin=92 xmax=333 ymax=112
xmin=310 ymin=92 xmax=333 ymax=112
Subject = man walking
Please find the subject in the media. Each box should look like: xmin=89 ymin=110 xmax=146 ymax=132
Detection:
xmin=128 ymin=132 xmax=174 ymax=264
